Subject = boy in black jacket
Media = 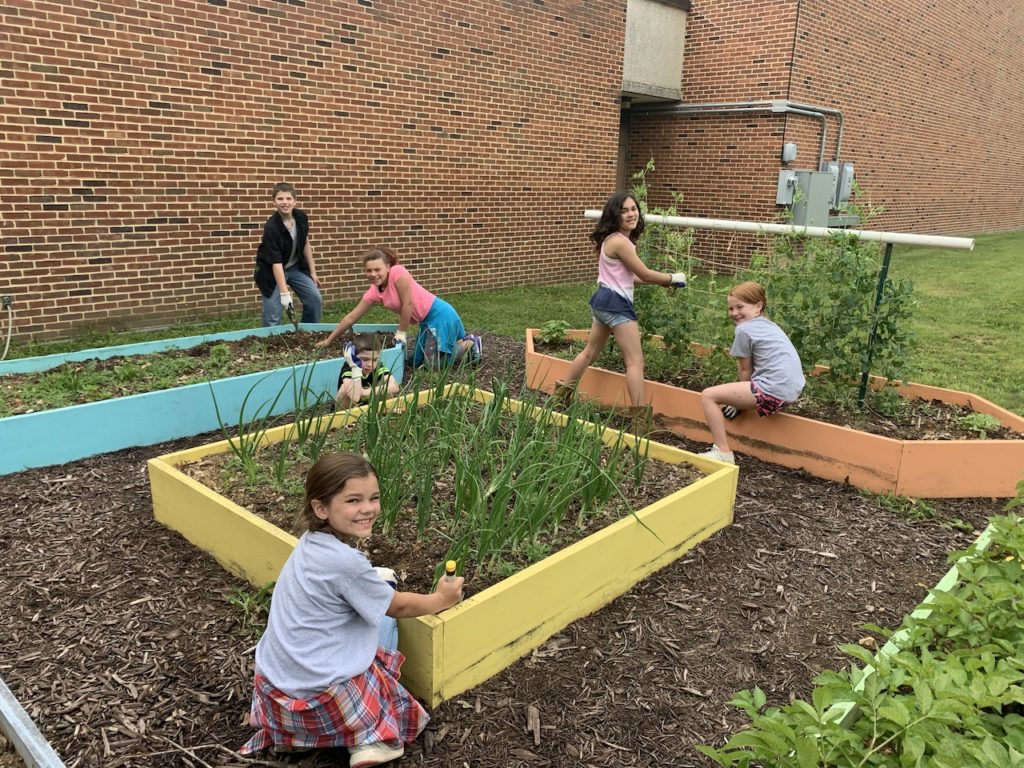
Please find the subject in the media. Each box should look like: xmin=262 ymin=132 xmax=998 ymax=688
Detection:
xmin=253 ymin=182 xmax=323 ymax=326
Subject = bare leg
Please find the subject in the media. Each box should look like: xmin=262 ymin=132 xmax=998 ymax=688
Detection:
xmin=336 ymin=379 xmax=359 ymax=410
xmin=700 ymin=382 xmax=757 ymax=453
xmin=560 ymin=319 xmax=611 ymax=386
xmin=610 ymin=321 xmax=645 ymax=407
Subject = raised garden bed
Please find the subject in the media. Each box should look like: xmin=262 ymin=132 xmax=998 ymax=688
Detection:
xmin=147 ymin=384 xmax=738 ymax=707
xmin=1 ymin=333 xmax=1008 ymax=766
xmin=525 ymin=328 xmax=1024 ymax=498
xmin=0 ymin=324 xmax=403 ymax=476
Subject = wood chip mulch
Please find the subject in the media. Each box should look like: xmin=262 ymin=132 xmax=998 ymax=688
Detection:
xmin=0 ymin=332 xmax=1008 ymax=767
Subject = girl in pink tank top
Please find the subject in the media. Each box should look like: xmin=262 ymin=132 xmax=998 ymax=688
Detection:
xmin=553 ymin=191 xmax=687 ymax=423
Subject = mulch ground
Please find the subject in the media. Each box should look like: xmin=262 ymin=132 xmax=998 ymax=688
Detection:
xmin=0 ymin=332 xmax=1009 ymax=768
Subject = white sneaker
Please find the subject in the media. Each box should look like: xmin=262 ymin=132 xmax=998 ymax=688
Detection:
xmin=349 ymin=742 xmax=405 ymax=768
xmin=698 ymin=445 xmax=735 ymax=464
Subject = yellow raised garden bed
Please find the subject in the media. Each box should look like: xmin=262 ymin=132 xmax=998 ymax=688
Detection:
xmin=148 ymin=385 xmax=737 ymax=706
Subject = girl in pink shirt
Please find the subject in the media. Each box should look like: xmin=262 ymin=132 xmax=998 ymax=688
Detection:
xmin=318 ymin=247 xmax=480 ymax=368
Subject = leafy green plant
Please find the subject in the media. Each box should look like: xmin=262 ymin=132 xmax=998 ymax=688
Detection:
xmin=746 ymin=232 xmax=918 ymax=385
xmin=629 ymin=161 xmax=700 ymax=354
xmin=228 ymin=582 xmax=274 ymax=639
xmin=1007 ymin=478 xmax=1024 ymax=512
xmin=956 ymin=412 xmax=1003 ymax=439
xmin=867 ymin=491 xmax=937 ymax=521
xmin=535 ymin=320 xmax=571 ymax=345
xmin=697 ymin=513 xmax=1024 ymax=767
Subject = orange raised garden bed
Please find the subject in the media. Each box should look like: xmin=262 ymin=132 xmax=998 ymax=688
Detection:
xmin=525 ymin=329 xmax=1023 ymax=498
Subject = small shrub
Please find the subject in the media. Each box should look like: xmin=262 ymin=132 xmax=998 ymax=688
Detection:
xmin=535 ymin=320 xmax=570 ymax=345
xmin=956 ymin=412 xmax=1002 ymax=439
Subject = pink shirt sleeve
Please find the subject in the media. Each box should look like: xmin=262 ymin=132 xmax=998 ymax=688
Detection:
xmin=360 ymin=264 xmax=436 ymax=322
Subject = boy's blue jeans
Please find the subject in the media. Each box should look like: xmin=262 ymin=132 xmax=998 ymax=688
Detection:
xmin=261 ymin=267 xmax=323 ymax=326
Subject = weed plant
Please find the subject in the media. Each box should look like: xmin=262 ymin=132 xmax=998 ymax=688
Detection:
xmin=0 ymin=337 xmax=304 ymax=417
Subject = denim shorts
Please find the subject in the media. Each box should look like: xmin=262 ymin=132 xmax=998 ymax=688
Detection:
xmin=592 ymin=308 xmax=636 ymax=328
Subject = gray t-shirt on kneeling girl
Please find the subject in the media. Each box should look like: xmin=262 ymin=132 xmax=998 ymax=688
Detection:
xmin=730 ymin=316 xmax=805 ymax=402
xmin=255 ymin=531 xmax=394 ymax=698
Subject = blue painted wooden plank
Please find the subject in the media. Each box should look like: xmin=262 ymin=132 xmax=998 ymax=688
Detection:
xmin=0 ymin=323 xmax=339 ymax=375
xmin=0 ymin=340 xmax=403 ymax=475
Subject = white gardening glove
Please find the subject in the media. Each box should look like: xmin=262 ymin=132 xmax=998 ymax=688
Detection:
xmin=279 ymin=291 xmax=293 ymax=309
xmin=721 ymin=404 xmax=739 ymax=420
xmin=669 ymin=272 xmax=688 ymax=288
xmin=394 ymin=330 xmax=408 ymax=346
xmin=374 ymin=566 xmax=397 ymax=587
xmin=341 ymin=344 xmax=357 ymax=369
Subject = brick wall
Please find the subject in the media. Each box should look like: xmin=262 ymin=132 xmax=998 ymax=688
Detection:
xmin=0 ymin=0 xmax=623 ymax=340
xmin=629 ymin=0 xmax=1024 ymax=271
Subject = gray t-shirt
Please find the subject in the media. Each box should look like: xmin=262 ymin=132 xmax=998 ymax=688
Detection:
xmin=730 ymin=316 xmax=806 ymax=402
xmin=284 ymin=219 xmax=299 ymax=270
xmin=255 ymin=531 xmax=394 ymax=698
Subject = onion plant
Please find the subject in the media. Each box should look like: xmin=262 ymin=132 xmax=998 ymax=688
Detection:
xmin=221 ymin=364 xmax=663 ymax=581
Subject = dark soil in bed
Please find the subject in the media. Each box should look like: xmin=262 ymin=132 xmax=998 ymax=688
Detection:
xmin=0 ymin=332 xmax=1008 ymax=767
xmin=533 ymin=338 xmax=1022 ymax=441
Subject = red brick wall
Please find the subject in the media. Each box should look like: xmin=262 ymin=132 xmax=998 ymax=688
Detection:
xmin=629 ymin=0 xmax=1024 ymax=270
xmin=0 ymin=0 xmax=623 ymax=340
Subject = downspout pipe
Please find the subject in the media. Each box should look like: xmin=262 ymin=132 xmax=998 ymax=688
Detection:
xmin=631 ymin=99 xmax=844 ymax=167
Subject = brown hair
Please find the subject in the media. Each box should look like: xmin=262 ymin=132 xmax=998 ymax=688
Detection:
xmin=293 ymin=452 xmax=378 ymax=538
xmin=728 ymin=281 xmax=767 ymax=312
xmin=362 ymin=246 xmax=400 ymax=267
xmin=351 ymin=332 xmax=378 ymax=353
xmin=271 ymin=182 xmax=297 ymax=198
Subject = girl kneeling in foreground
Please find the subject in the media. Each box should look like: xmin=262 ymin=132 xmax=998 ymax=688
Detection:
xmin=699 ymin=281 xmax=805 ymax=464
xmin=240 ymin=452 xmax=464 ymax=767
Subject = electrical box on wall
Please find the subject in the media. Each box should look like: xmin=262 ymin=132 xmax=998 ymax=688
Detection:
xmin=791 ymin=171 xmax=834 ymax=227
xmin=835 ymin=162 xmax=855 ymax=206
xmin=776 ymin=170 xmax=797 ymax=205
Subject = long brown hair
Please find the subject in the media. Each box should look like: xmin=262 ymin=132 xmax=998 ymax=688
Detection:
xmin=362 ymin=246 xmax=400 ymax=267
xmin=589 ymin=191 xmax=645 ymax=250
xmin=293 ymin=452 xmax=378 ymax=537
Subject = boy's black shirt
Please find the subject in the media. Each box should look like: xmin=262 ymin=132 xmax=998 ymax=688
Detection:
xmin=337 ymin=361 xmax=392 ymax=389
xmin=253 ymin=209 xmax=311 ymax=297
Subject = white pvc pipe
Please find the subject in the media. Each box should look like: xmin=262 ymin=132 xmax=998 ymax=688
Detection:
xmin=582 ymin=210 xmax=975 ymax=250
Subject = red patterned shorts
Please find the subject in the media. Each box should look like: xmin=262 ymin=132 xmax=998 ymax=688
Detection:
xmin=750 ymin=381 xmax=790 ymax=417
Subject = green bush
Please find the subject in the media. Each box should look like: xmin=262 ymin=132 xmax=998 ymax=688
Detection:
xmin=697 ymin=512 xmax=1024 ymax=767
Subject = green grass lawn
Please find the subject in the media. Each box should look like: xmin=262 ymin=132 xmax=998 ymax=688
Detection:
xmin=886 ymin=232 xmax=1023 ymax=415
xmin=5 ymin=231 xmax=1022 ymax=415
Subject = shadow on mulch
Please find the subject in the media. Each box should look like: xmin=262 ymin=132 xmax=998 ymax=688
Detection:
xmin=0 ymin=332 xmax=1008 ymax=767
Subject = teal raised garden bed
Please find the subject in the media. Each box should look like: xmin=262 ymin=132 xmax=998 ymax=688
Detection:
xmin=0 ymin=324 xmax=404 ymax=475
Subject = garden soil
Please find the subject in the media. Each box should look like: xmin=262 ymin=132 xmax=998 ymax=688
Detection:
xmin=0 ymin=332 xmax=1009 ymax=768
xmin=532 ymin=340 xmax=1022 ymax=442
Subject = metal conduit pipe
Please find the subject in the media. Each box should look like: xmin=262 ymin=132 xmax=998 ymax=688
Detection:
xmin=631 ymin=99 xmax=844 ymax=168
xmin=582 ymin=210 xmax=976 ymax=250
xmin=780 ymin=100 xmax=845 ymax=161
